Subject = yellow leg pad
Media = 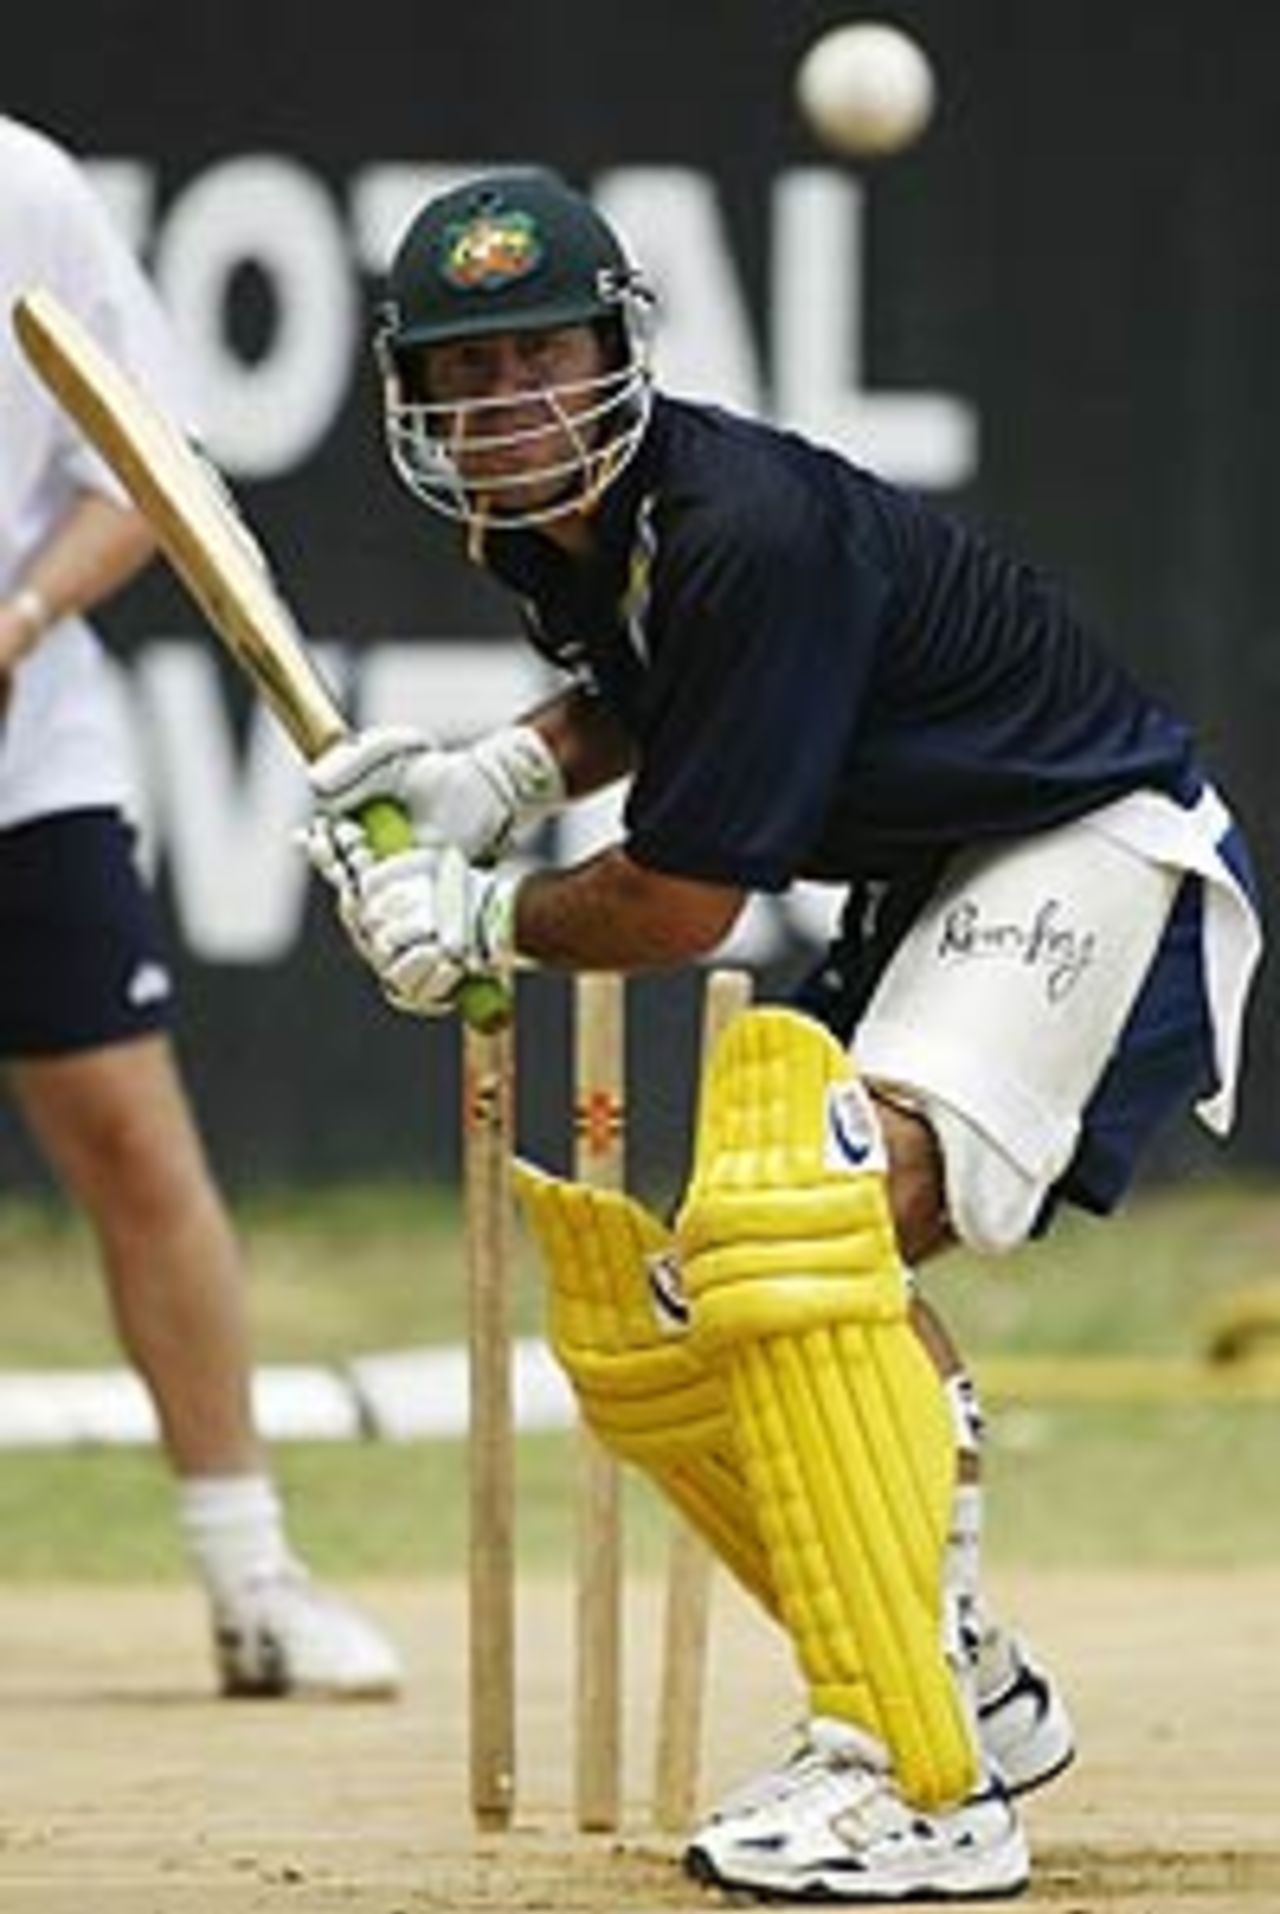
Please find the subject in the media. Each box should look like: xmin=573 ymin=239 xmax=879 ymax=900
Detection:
xmin=676 ymin=1009 xmax=977 ymax=1808
xmin=512 ymin=1159 xmax=776 ymax=1611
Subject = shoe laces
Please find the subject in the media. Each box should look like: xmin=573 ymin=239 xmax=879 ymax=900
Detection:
xmin=712 ymin=1717 xmax=890 ymax=1821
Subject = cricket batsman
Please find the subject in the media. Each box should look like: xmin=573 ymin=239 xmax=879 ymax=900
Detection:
xmin=305 ymin=169 xmax=1263 ymax=1900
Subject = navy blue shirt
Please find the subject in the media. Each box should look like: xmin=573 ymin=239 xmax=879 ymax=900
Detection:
xmin=483 ymin=395 xmax=1198 ymax=894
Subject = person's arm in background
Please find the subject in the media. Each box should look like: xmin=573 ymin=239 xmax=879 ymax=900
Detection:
xmin=0 ymin=490 xmax=156 ymax=702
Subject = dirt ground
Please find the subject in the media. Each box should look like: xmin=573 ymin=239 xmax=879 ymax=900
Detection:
xmin=0 ymin=1569 xmax=1276 ymax=1913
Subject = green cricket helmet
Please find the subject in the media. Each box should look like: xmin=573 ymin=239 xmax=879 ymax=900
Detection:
xmin=375 ymin=168 xmax=655 ymax=530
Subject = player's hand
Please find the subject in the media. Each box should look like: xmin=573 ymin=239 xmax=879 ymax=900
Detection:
xmin=308 ymin=722 xmax=565 ymax=865
xmin=354 ymin=841 xmax=518 ymax=1017
xmin=304 ymin=817 xmax=518 ymax=1018
xmin=301 ymin=811 xmax=380 ymax=959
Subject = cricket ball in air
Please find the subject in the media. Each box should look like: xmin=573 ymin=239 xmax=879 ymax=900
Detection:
xmin=795 ymin=21 xmax=936 ymax=158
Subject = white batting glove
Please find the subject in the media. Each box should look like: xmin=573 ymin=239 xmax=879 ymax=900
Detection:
xmin=308 ymin=723 xmax=565 ymax=865
xmin=307 ymin=822 xmax=519 ymax=1018
xmin=360 ymin=843 xmax=518 ymax=1017
xmin=300 ymin=814 xmax=381 ymax=966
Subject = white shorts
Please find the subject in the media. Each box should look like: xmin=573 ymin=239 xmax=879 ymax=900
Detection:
xmin=848 ymin=802 xmax=1234 ymax=1252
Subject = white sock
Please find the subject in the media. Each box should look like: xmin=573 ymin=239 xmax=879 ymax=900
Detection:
xmin=942 ymin=1370 xmax=988 ymax=1698
xmin=947 ymin=1483 xmax=984 ymax=1627
xmin=178 ymin=1473 xmax=295 ymax=1610
xmin=944 ymin=1371 xmax=985 ymax=1461
xmin=943 ymin=1479 xmax=987 ymax=1767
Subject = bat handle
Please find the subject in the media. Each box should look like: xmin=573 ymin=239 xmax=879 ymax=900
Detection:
xmin=355 ymin=796 xmax=514 ymax=1034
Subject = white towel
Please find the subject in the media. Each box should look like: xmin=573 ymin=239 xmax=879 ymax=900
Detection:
xmin=1080 ymin=785 xmax=1263 ymax=1135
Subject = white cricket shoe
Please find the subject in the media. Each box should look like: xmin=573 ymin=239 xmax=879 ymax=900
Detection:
xmin=684 ymin=1719 xmax=1029 ymax=1903
xmin=705 ymin=1627 xmax=1072 ymax=1834
xmin=213 ymin=1567 xmax=402 ymax=1699
xmin=976 ymin=1629 xmax=1075 ymax=1796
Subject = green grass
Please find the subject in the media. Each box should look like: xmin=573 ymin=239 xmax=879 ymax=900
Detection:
xmin=915 ymin=1176 xmax=1280 ymax=1359
xmin=0 ymin=1175 xmax=1277 ymax=1580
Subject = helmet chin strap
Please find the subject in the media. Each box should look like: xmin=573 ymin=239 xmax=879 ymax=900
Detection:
xmin=465 ymin=492 xmax=493 ymax=566
xmin=459 ymin=390 xmax=606 ymax=560
xmin=446 ymin=411 xmax=493 ymax=563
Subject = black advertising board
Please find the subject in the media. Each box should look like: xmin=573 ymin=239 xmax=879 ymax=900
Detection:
xmin=4 ymin=1 xmax=1275 ymax=1186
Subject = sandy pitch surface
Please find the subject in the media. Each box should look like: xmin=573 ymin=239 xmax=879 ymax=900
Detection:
xmin=0 ymin=1570 xmax=1277 ymax=1912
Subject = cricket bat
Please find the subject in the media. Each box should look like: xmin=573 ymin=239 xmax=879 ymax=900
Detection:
xmin=11 ymin=286 xmax=511 ymax=1033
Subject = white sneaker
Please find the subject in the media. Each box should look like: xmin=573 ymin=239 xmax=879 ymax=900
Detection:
xmin=976 ymin=1629 xmax=1075 ymax=1795
xmin=684 ymin=1720 xmax=1029 ymax=1903
xmin=213 ymin=1568 xmax=402 ymax=1699
xmin=701 ymin=1628 xmax=1073 ymax=1838
xmin=700 ymin=1716 xmax=852 ymax=1827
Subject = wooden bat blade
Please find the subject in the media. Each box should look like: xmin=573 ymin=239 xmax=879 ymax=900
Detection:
xmin=10 ymin=287 xmax=515 ymax=1036
xmin=11 ymin=287 xmax=345 ymax=761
